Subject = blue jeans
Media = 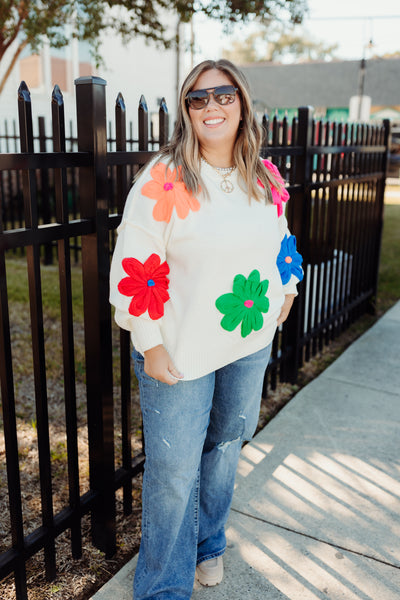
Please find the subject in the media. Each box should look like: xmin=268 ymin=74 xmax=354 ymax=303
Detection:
xmin=133 ymin=344 xmax=272 ymax=600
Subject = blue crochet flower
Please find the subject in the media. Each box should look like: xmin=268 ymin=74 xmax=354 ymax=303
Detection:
xmin=277 ymin=235 xmax=303 ymax=285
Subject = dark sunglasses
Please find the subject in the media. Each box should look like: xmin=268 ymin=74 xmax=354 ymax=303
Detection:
xmin=185 ymin=85 xmax=238 ymax=110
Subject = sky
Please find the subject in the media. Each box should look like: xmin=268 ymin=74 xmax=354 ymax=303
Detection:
xmin=191 ymin=0 xmax=400 ymax=64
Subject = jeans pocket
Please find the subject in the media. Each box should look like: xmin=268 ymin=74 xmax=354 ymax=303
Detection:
xmin=132 ymin=348 xmax=162 ymax=388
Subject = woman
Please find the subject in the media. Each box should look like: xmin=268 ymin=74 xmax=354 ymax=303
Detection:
xmin=109 ymin=59 xmax=303 ymax=599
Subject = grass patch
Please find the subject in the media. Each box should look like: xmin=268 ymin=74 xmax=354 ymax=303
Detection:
xmin=5 ymin=257 xmax=84 ymax=320
xmin=377 ymin=202 xmax=400 ymax=313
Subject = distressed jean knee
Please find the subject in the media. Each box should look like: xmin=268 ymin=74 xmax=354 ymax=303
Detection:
xmin=215 ymin=420 xmax=257 ymax=453
xmin=242 ymin=414 xmax=259 ymax=442
xmin=216 ymin=435 xmax=242 ymax=453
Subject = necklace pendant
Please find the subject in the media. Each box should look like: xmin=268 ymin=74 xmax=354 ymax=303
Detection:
xmin=221 ymin=179 xmax=234 ymax=193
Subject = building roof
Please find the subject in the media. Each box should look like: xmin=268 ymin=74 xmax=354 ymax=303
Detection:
xmin=241 ymin=58 xmax=400 ymax=109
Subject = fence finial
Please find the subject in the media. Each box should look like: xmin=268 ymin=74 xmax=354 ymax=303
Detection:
xmin=18 ymin=81 xmax=30 ymax=102
xmin=52 ymin=84 xmax=63 ymax=106
xmin=159 ymin=97 xmax=168 ymax=113
xmin=116 ymin=92 xmax=125 ymax=111
xmin=139 ymin=94 xmax=148 ymax=112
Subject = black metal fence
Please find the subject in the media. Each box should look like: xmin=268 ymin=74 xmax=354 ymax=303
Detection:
xmin=0 ymin=93 xmax=162 ymax=264
xmin=0 ymin=76 xmax=389 ymax=598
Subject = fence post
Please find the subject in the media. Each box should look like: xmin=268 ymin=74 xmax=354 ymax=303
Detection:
xmin=74 ymin=76 xmax=116 ymax=557
xmin=0 ymin=176 xmax=28 ymax=598
xmin=52 ymin=84 xmax=82 ymax=559
xmin=138 ymin=94 xmax=149 ymax=153
xmin=282 ymin=106 xmax=314 ymax=383
xmin=115 ymin=92 xmax=134 ymax=516
xmin=369 ymin=118 xmax=390 ymax=313
xmin=38 ymin=116 xmax=53 ymax=264
xmin=18 ymin=81 xmax=57 ymax=581
xmin=115 ymin=93 xmax=127 ymax=212
xmin=159 ymin=97 xmax=169 ymax=148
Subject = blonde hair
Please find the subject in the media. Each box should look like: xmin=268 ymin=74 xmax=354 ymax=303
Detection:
xmin=158 ymin=59 xmax=283 ymax=203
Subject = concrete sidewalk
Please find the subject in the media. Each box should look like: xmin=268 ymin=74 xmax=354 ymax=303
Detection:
xmin=92 ymin=301 xmax=400 ymax=600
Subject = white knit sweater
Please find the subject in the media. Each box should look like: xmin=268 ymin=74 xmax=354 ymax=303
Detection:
xmin=109 ymin=157 xmax=303 ymax=380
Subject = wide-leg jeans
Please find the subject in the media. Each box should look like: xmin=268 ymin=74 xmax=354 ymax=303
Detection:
xmin=132 ymin=344 xmax=272 ymax=600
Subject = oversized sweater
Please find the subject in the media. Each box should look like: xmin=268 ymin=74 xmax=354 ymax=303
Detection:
xmin=109 ymin=157 xmax=303 ymax=380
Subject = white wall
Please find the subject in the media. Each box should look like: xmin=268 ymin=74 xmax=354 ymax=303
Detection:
xmin=0 ymin=39 xmax=29 ymax=131
xmin=98 ymin=28 xmax=179 ymax=138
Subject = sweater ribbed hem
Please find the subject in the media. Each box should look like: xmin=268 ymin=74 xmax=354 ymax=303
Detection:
xmin=163 ymin=323 xmax=277 ymax=381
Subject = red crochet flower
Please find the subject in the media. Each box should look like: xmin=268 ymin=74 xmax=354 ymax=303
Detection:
xmin=118 ymin=254 xmax=170 ymax=320
xmin=258 ymin=158 xmax=289 ymax=217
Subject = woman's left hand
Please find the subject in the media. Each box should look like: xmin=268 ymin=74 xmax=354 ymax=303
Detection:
xmin=277 ymin=294 xmax=296 ymax=326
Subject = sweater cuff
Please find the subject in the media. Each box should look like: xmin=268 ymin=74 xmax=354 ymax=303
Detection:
xmin=131 ymin=318 xmax=164 ymax=352
xmin=114 ymin=308 xmax=164 ymax=352
xmin=283 ymin=277 xmax=299 ymax=296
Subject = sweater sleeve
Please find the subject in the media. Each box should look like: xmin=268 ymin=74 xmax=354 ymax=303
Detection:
xmin=261 ymin=158 xmax=304 ymax=295
xmin=277 ymin=213 xmax=304 ymax=296
xmin=109 ymin=161 xmax=176 ymax=352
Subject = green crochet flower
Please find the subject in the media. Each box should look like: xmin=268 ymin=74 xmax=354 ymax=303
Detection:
xmin=216 ymin=270 xmax=270 ymax=338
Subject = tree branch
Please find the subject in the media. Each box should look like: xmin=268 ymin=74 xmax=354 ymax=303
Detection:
xmin=0 ymin=38 xmax=27 ymax=94
xmin=0 ymin=2 xmax=29 ymax=61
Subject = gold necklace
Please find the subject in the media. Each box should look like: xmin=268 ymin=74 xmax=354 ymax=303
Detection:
xmin=201 ymin=157 xmax=236 ymax=193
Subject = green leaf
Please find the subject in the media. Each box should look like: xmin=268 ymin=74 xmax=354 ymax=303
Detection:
xmin=258 ymin=278 xmax=269 ymax=296
xmin=241 ymin=307 xmax=264 ymax=337
xmin=247 ymin=269 xmax=261 ymax=284
xmin=216 ymin=293 xmax=243 ymax=313
xmin=254 ymin=295 xmax=269 ymax=313
xmin=232 ymin=274 xmax=247 ymax=298
xmin=221 ymin=309 xmax=245 ymax=332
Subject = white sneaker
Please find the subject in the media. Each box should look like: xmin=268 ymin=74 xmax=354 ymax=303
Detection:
xmin=196 ymin=556 xmax=224 ymax=587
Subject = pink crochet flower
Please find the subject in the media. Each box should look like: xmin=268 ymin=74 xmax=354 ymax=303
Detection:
xmin=258 ymin=158 xmax=289 ymax=217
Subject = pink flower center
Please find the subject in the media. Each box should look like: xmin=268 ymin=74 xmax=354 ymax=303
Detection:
xmin=164 ymin=182 xmax=174 ymax=191
xmin=285 ymin=256 xmax=293 ymax=264
xmin=244 ymin=299 xmax=254 ymax=308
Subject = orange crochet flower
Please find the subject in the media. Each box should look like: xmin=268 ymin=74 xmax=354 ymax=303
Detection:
xmin=141 ymin=162 xmax=200 ymax=223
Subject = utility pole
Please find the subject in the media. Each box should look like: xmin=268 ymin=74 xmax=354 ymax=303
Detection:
xmin=357 ymin=57 xmax=366 ymax=121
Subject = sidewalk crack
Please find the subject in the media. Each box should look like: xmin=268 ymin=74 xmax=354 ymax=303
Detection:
xmin=321 ymin=374 xmax=400 ymax=398
xmin=230 ymin=507 xmax=400 ymax=571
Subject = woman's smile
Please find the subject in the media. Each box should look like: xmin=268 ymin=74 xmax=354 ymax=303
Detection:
xmin=203 ymin=117 xmax=225 ymax=127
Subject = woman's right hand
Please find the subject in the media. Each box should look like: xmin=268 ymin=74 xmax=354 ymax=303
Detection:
xmin=143 ymin=345 xmax=184 ymax=385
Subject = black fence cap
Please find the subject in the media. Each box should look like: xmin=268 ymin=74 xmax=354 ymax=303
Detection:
xmin=52 ymin=84 xmax=63 ymax=105
xmin=74 ymin=76 xmax=107 ymax=86
xmin=116 ymin=92 xmax=125 ymax=110
xmin=18 ymin=80 xmax=31 ymax=101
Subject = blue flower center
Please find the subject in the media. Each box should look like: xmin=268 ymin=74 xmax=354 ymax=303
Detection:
xmin=147 ymin=279 xmax=155 ymax=287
